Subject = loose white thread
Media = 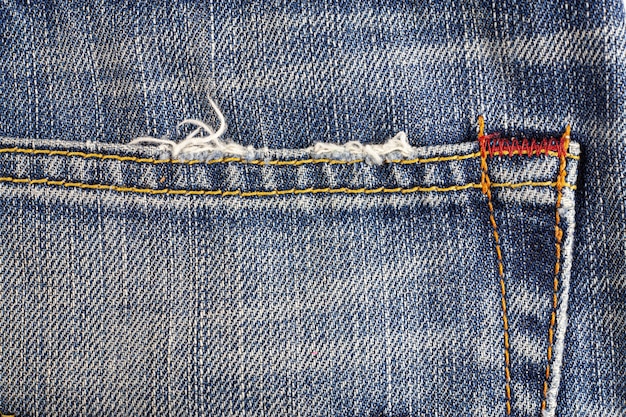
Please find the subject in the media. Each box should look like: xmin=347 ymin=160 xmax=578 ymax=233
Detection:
xmin=129 ymin=98 xmax=256 ymax=158
xmin=129 ymin=97 xmax=410 ymax=164
xmin=310 ymin=131 xmax=411 ymax=165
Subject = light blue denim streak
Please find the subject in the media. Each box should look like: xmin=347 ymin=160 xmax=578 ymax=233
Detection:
xmin=0 ymin=1 xmax=623 ymax=416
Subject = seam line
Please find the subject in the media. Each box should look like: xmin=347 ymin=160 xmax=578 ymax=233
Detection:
xmin=478 ymin=116 xmax=513 ymax=416
xmin=540 ymin=126 xmax=571 ymax=413
xmin=0 ymin=177 xmax=575 ymax=197
xmin=0 ymin=147 xmax=579 ymax=166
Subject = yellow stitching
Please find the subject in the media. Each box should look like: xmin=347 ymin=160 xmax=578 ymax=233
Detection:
xmin=0 ymin=177 xmax=575 ymax=197
xmin=0 ymin=146 xmax=579 ymax=166
xmin=479 ymin=117 xmax=512 ymax=416
xmin=540 ymin=125 xmax=571 ymax=413
xmin=0 ymin=147 xmax=478 ymax=165
xmin=478 ymin=115 xmax=485 ymax=138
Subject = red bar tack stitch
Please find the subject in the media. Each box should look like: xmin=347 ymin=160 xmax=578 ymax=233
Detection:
xmin=479 ymin=133 xmax=567 ymax=158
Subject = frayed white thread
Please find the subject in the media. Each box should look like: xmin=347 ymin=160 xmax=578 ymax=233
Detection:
xmin=129 ymin=97 xmax=411 ymax=164
xmin=310 ymin=131 xmax=411 ymax=165
xmin=542 ymin=202 xmax=576 ymax=417
xmin=129 ymin=98 xmax=257 ymax=158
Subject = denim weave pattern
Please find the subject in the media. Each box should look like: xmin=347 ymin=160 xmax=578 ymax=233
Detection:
xmin=0 ymin=135 xmax=579 ymax=416
xmin=0 ymin=1 xmax=623 ymax=416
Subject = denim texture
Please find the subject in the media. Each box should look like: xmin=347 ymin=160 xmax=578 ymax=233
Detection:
xmin=0 ymin=135 xmax=580 ymax=416
xmin=0 ymin=1 xmax=623 ymax=416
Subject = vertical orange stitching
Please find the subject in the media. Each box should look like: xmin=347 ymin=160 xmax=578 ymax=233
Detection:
xmin=478 ymin=114 xmax=486 ymax=138
xmin=540 ymin=125 xmax=571 ymax=412
xmin=478 ymin=116 xmax=512 ymax=416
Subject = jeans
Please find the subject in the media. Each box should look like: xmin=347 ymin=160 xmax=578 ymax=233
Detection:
xmin=0 ymin=1 xmax=623 ymax=416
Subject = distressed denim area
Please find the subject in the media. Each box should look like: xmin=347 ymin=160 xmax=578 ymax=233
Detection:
xmin=1 ymin=1 xmax=624 ymax=416
xmin=0 ymin=135 xmax=578 ymax=416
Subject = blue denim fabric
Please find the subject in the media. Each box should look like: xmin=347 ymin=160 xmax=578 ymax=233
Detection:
xmin=0 ymin=135 xmax=580 ymax=416
xmin=0 ymin=1 xmax=623 ymax=416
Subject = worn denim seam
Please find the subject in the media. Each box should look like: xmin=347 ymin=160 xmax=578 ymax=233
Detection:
xmin=541 ymin=126 xmax=571 ymax=416
xmin=477 ymin=116 xmax=577 ymax=417
xmin=0 ymin=146 xmax=580 ymax=166
xmin=0 ymin=177 xmax=576 ymax=197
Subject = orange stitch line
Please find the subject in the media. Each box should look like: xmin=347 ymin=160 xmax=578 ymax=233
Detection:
xmin=478 ymin=116 xmax=512 ymax=416
xmin=540 ymin=125 xmax=571 ymax=414
xmin=0 ymin=146 xmax=482 ymax=166
xmin=478 ymin=114 xmax=485 ymax=138
xmin=0 ymin=146 xmax=579 ymax=166
xmin=0 ymin=176 xmax=575 ymax=197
